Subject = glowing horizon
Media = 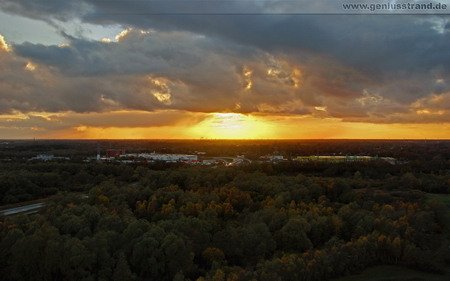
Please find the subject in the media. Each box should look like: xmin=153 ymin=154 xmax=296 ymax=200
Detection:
xmin=1 ymin=110 xmax=449 ymax=140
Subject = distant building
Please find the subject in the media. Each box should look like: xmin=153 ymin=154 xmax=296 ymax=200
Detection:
xmin=260 ymin=155 xmax=284 ymax=162
xmin=121 ymin=153 xmax=198 ymax=162
xmin=35 ymin=154 xmax=54 ymax=161
xmin=295 ymin=155 xmax=396 ymax=163
xmin=29 ymin=154 xmax=70 ymax=161
xmin=106 ymin=149 xmax=126 ymax=158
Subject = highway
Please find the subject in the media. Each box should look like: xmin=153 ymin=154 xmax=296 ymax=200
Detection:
xmin=0 ymin=203 xmax=44 ymax=216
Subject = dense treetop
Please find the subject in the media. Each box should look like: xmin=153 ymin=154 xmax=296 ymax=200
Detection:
xmin=1 ymin=140 xmax=450 ymax=280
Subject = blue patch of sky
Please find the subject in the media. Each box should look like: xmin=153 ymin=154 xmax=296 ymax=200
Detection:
xmin=0 ymin=10 xmax=123 ymax=46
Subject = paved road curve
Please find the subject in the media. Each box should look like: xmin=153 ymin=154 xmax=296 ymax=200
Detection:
xmin=0 ymin=203 xmax=44 ymax=216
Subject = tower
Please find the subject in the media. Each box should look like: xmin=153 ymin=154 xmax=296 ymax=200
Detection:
xmin=97 ymin=140 xmax=101 ymax=161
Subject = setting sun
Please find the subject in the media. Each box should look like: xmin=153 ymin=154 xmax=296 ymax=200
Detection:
xmin=190 ymin=113 xmax=274 ymax=139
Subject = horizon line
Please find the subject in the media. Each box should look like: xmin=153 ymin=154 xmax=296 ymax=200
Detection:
xmin=1 ymin=138 xmax=449 ymax=141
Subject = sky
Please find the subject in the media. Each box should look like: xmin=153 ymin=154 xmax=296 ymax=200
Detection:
xmin=1 ymin=0 xmax=450 ymax=139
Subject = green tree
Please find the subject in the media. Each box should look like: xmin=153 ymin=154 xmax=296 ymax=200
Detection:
xmin=275 ymin=217 xmax=312 ymax=253
xmin=113 ymin=253 xmax=134 ymax=281
xmin=202 ymin=247 xmax=225 ymax=268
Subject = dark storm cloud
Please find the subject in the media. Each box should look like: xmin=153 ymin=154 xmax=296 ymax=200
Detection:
xmin=0 ymin=0 xmax=89 ymax=22
xmin=76 ymin=1 xmax=450 ymax=80
xmin=13 ymin=39 xmax=171 ymax=76
xmin=1 ymin=0 xmax=450 ymax=124
xmin=2 ymin=29 xmax=313 ymax=115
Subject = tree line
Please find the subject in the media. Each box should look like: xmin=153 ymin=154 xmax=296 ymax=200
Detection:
xmin=1 ymin=159 xmax=449 ymax=205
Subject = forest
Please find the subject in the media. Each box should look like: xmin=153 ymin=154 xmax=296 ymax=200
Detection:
xmin=0 ymin=140 xmax=450 ymax=280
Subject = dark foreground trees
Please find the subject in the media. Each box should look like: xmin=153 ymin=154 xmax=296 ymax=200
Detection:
xmin=0 ymin=162 xmax=449 ymax=280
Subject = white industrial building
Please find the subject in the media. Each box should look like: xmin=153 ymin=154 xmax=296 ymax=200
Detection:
xmin=29 ymin=154 xmax=70 ymax=161
xmin=120 ymin=153 xmax=198 ymax=162
xmin=260 ymin=155 xmax=284 ymax=162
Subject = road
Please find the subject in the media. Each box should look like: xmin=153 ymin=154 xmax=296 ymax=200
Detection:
xmin=212 ymin=157 xmax=252 ymax=166
xmin=0 ymin=203 xmax=44 ymax=216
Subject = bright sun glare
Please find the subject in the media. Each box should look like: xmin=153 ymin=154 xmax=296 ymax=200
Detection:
xmin=192 ymin=113 xmax=272 ymax=139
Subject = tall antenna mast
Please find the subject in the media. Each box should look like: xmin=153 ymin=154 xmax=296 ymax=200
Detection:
xmin=97 ymin=140 xmax=101 ymax=161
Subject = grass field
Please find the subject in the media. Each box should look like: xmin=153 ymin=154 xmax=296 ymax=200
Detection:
xmin=332 ymin=265 xmax=450 ymax=281
xmin=426 ymin=193 xmax=450 ymax=207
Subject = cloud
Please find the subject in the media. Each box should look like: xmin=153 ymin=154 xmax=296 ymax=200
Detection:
xmin=1 ymin=0 xmax=450 ymax=127
xmin=0 ymin=34 xmax=10 ymax=51
xmin=0 ymin=110 xmax=209 ymax=139
xmin=2 ymin=29 xmax=314 ymax=115
xmin=0 ymin=0 xmax=90 ymax=23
